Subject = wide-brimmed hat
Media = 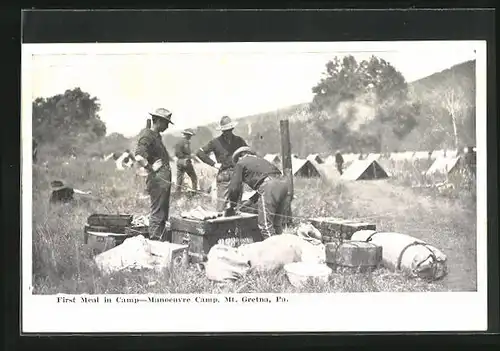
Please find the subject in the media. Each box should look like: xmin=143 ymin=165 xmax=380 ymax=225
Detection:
xmin=217 ymin=116 xmax=237 ymax=131
xmin=50 ymin=180 xmax=67 ymax=191
xmin=182 ymin=128 xmax=195 ymax=136
xmin=149 ymin=108 xmax=174 ymax=124
xmin=232 ymin=146 xmax=255 ymax=164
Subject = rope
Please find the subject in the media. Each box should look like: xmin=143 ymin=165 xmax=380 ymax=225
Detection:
xmin=396 ymin=241 xmax=438 ymax=271
xmin=149 ymin=168 xmax=383 ymax=224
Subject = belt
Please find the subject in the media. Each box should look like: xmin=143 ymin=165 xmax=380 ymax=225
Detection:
xmin=256 ymin=175 xmax=283 ymax=190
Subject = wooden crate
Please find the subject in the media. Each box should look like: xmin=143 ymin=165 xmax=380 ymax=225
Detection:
xmin=87 ymin=214 xmax=133 ymax=228
xmin=84 ymin=225 xmax=129 ymax=255
xmin=309 ymin=217 xmax=376 ymax=241
xmin=325 ymin=240 xmax=382 ymax=271
xmin=84 ymin=225 xmax=149 ymax=254
xmin=170 ymin=212 xmax=262 ymax=263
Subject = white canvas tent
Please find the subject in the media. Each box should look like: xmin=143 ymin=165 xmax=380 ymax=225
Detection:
xmin=115 ymin=151 xmax=134 ymax=170
xmin=430 ymin=149 xmax=446 ymax=159
xmin=341 ymin=159 xmax=390 ymax=181
xmin=413 ymin=151 xmax=431 ymax=160
xmin=291 ymin=158 xmax=322 ymax=178
xmin=324 ymin=155 xmax=336 ymax=164
xmin=342 ymin=153 xmax=359 ymax=163
xmin=425 ymin=156 xmax=462 ymax=177
xmin=264 ymin=153 xmax=282 ymax=164
xmin=306 ymin=154 xmax=324 ymax=164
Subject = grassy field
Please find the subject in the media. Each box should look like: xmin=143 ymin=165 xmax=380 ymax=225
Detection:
xmin=31 ymin=149 xmax=477 ymax=294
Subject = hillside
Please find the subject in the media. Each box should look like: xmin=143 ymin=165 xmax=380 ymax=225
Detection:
xmin=114 ymin=59 xmax=476 ymax=158
xmin=400 ymin=59 xmax=476 ymax=151
xmin=172 ymin=59 xmax=476 ymax=157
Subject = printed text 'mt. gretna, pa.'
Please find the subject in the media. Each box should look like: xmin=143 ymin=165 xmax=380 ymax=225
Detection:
xmin=56 ymin=295 xmax=289 ymax=304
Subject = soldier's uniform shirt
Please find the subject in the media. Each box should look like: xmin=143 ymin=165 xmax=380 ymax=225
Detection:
xmin=135 ymin=128 xmax=172 ymax=241
xmin=136 ymin=128 xmax=172 ymax=167
xmin=196 ymin=134 xmax=247 ymax=172
xmin=227 ymin=155 xmax=289 ymax=239
xmin=196 ymin=133 xmax=247 ymax=211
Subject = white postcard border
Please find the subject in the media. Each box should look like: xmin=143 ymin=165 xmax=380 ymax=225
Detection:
xmin=22 ymin=40 xmax=488 ymax=333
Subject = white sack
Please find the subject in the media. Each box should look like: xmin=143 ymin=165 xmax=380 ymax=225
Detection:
xmin=351 ymin=230 xmax=448 ymax=280
xmin=205 ymin=244 xmax=251 ymax=282
xmin=238 ymin=233 xmax=325 ymax=272
xmin=94 ymin=235 xmax=185 ymax=274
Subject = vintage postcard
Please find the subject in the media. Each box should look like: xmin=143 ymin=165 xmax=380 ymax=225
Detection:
xmin=22 ymin=40 xmax=487 ymax=333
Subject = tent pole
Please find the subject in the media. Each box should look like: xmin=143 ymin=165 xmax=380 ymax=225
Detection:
xmin=280 ymin=120 xmax=294 ymax=227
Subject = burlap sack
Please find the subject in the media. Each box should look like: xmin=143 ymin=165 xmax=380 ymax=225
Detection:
xmin=351 ymin=230 xmax=448 ymax=280
xmin=238 ymin=233 xmax=325 ymax=272
xmin=205 ymin=244 xmax=251 ymax=282
xmin=94 ymin=235 xmax=154 ymax=274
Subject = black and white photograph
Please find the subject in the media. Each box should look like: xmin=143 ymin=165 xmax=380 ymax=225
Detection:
xmin=22 ymin=40 xmax=488 ymax=333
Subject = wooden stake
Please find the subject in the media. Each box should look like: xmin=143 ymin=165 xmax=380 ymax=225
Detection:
xmin=280 ymin=120 xmax=293 ymax=226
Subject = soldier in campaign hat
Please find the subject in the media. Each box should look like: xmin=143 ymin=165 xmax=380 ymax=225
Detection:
xmin=225 ymin=146 xmax=290 ymax=240
xmin=134 ymin=107 xmax=174 ymax=241
xmin=196 ymin=116 xmax=248 ymax=211
xmin=174 ymin=128 xmax=198 ymax=196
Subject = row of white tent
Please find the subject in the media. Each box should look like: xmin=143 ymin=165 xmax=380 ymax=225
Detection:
xmin=104 ymin=148 xmax=473 ymax=184
xmin=264 ymin=147 xmax=476 ymax=166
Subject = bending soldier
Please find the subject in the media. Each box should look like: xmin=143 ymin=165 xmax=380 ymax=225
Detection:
xmin=226 ymin=146 xmax=290 ymax=240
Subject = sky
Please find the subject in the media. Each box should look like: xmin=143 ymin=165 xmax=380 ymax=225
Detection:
xmin=27 ymin=42 xmax=478 ymax=137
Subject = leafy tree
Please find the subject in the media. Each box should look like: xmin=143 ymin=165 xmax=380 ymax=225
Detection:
xmin=311 ymin=55 xmax=420 ymax=152
xmin=32 ymin=87 xmax=106 ymax=147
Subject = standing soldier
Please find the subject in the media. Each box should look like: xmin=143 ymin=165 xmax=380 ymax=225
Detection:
xmin=134 ymin=108 xmax=174 ymax=241
xmin=174 ymin=128 xmax=198 ymax=196
xmin=33 ymin=138 xmax=38 ymax=164
xmin=225 ymin=146 xmax=289 ymax=240
xmin=335 ymin=150 xmax=344 ymax=175
xmin=196 ymin=116 xmax=247 ymax=211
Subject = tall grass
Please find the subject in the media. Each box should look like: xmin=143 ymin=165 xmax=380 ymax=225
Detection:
xmin=31 ymin=146 xmax=476 ymax=294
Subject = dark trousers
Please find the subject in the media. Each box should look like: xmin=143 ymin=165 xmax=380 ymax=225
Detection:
xmin=256 ymin=178 xmax=290 ymax=239
xmin=336 ymin=162 xmax=343 ymax=175
xmin=215 ymin=168 xmax=239 ymax=212
xmin=216 ymin=181 xmax=230 ymax=212
xmin=175 ymin=160 xmax=197 ymax=194
xmin=146 ymin=167 xmax=172 ymax=241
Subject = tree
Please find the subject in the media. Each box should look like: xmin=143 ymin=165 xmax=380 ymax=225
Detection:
xmin=311 ymin=55 xmax=419 ymax=152
xmin=32 ymin=87 xmax=106 ymax=146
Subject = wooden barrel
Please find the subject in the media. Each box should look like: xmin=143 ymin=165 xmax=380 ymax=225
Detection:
xmin=325 ymin=240 xmax=382 ymax=270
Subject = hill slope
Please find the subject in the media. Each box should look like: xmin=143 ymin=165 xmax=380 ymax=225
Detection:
xmin=122 ymin=59 xmax=476 ymax=158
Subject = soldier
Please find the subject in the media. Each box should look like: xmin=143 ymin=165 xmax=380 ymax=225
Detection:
xmin=134 ymin=108 xmax=174 ymax=241
xmin=225 ymin=146 xmax=290 ymax=240
xmin=33 ymin=138 xmax=38 ymax=163
xmin=196 ymin=116 xmax=248 ymax=211
xmin=174 ymin=128 xmax=198 ymax=195
xmin=335 ymin=150 xmax=344 ymax=175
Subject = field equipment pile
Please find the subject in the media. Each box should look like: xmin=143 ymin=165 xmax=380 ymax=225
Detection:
xmin=84 ymin=210 xmax=448 ymax=286
xmin=205 ymin=223 xmax=327 ymax=282
xmin=350 ymin=230 xmax=448 ymax=280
